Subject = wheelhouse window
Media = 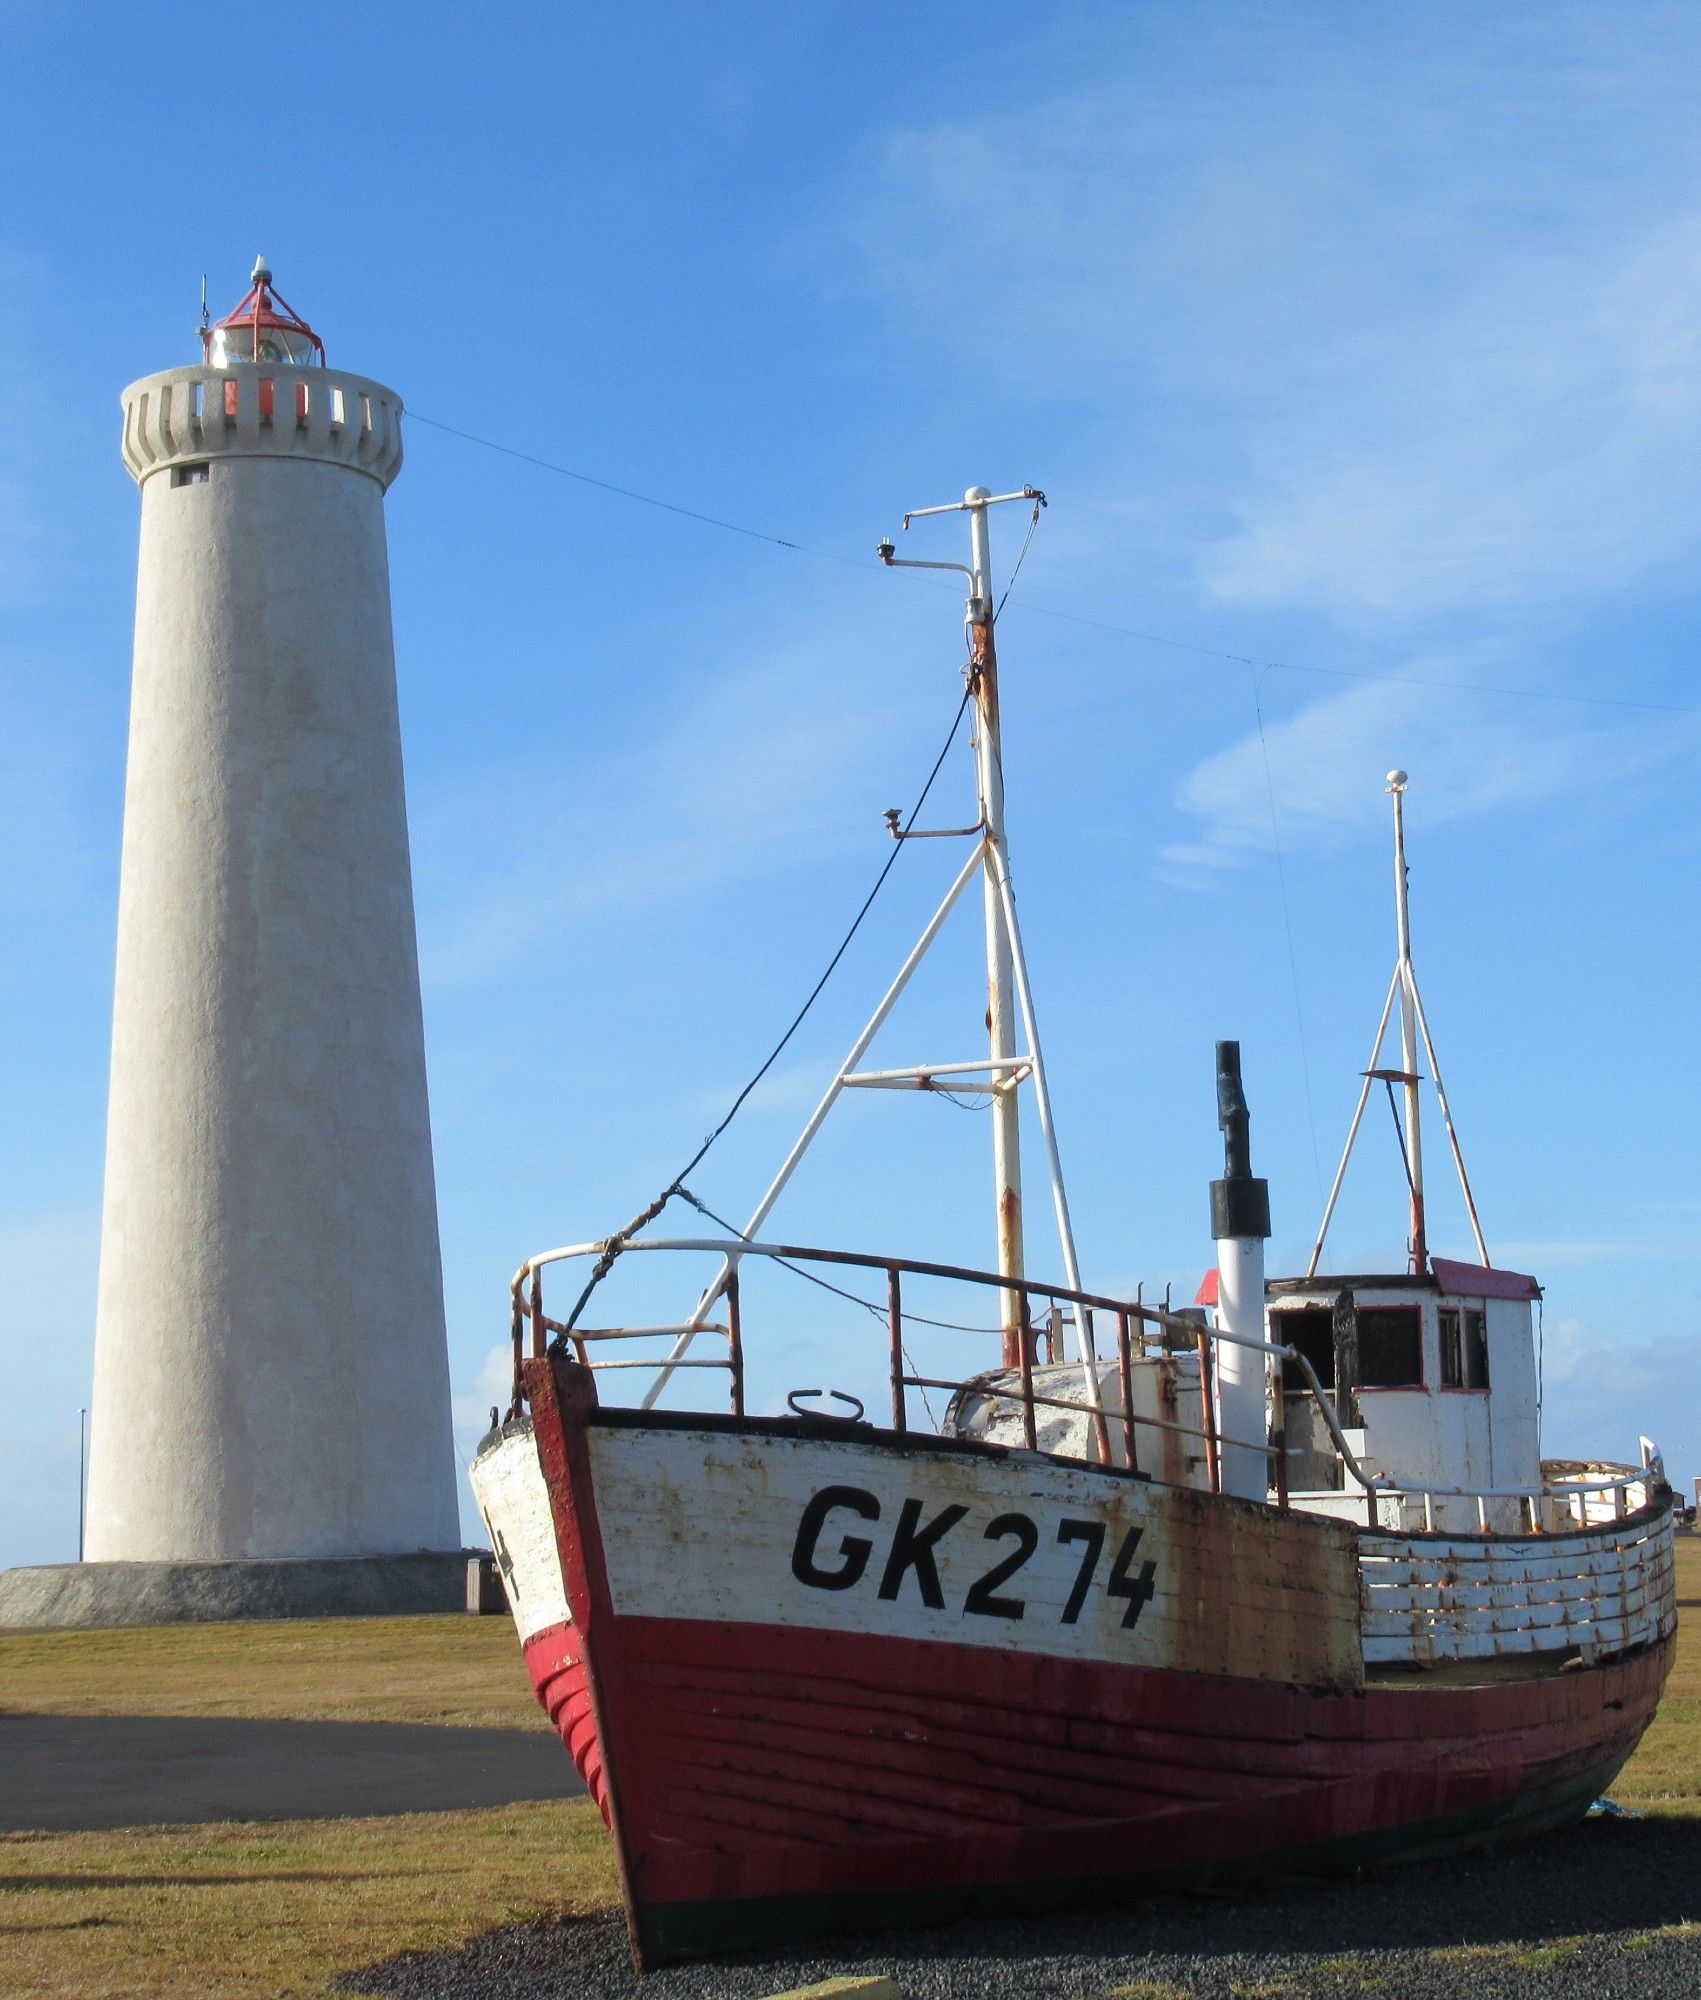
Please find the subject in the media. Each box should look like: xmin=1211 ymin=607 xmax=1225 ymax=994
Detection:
xmin=1274 ymin=1306 xmax=1334 ymax=1390
xmin=1358 ymin=1306 xmax=1424 ymax=1388
xmin=1441 ymin=1306 xmax=1491 ymax=1389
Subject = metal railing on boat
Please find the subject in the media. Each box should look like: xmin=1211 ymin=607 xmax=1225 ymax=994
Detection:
xmin=508 ymin=1236 xmax=1665 ymax=1539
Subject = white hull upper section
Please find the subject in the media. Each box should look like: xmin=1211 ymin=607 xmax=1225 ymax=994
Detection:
xmin=471 ymin=1421 xmax=570 ymax=1645
xmin=471 ymin=1410 xmax=1675 ymax=1681
xmin=562 ymin=1420 xmax=1362 ymax=1687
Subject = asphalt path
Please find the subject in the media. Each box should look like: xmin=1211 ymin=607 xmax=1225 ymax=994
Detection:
xmin=0 ymin=1715 xmax=585 ymax=1831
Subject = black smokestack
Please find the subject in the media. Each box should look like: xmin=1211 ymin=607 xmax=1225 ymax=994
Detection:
xmin=1210 ymin=1040 xmax=1271 ymax=1242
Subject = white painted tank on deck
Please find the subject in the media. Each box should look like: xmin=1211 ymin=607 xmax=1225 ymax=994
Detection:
xmin=84 ymin=277 xmax=458 ymax=1562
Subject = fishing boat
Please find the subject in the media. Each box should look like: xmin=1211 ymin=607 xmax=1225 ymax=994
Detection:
xmin=471 ymin=487 xmax=1676 ymax=1970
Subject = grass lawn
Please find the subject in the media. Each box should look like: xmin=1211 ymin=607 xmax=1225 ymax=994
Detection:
xmin=1613 ymin=1533 xmax=1700 ymax=1815
xmin=1 ymin=1799 xmax=618 ymax=2000
xmin=1 ymin=1542 xmax=1694 ymax=1997
xmin=0 ymin=1615 xmax=547 ymax=1732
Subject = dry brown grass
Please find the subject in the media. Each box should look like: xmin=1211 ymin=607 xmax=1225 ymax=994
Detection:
xmin=0 ymin=1798 xmax=617 ymax=2000
xmin=1612 ymin=1533 xmax=1701 ymax=1815
xmin=0 ymin=1616 xmax=547 ymax=1732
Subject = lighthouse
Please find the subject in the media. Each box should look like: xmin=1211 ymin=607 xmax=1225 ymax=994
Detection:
xmin=10 ymin=265 xmax=462 ymax=1622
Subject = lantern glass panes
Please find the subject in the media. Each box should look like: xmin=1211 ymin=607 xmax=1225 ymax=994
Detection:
xmin=210 ymin=321 xmax=319 ymax=367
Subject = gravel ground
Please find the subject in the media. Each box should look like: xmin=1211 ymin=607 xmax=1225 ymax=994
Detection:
xmin=342 ymin=1814 xmax=1701 ymax=1999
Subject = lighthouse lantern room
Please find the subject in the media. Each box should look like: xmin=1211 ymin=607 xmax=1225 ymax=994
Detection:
xmin=204 ymin=256 xmax=326 ymax=367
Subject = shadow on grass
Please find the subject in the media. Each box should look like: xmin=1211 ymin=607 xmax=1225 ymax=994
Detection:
xmin=0 ymin=1714 xmax=582 ymax=1831
xmin=340 ymin=1817 xmax=1701 ymax=1998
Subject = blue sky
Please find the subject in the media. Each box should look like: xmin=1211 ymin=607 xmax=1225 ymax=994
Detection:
xmin=3 ymin=1 xmax=1699 ymax=1567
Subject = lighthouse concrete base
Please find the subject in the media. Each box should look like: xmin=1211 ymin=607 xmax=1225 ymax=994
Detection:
xmin=0 ymin=1552 xmax=479 ymax=1631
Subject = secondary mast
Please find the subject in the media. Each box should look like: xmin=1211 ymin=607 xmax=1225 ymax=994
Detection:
xmin=1389 ymin=771 xmax=1428 ymax=1272
xmin=1307 ymin=770 xmax=1489 ymax=1278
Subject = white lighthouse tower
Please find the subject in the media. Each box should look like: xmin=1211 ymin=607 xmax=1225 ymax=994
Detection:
xmin=9 ymin=265 xmax=462 ymax=1622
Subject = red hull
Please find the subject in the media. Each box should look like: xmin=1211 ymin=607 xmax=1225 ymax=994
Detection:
xmin=519 ymin=1355 xmax=1672 ymax=1967
xmin=522 ymin=1615 xmax=1666 ymax=1962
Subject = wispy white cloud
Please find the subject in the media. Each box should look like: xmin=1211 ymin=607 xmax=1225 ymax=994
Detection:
xmin=450 ymin=1341 xmax=515 ymax=1550
xmin=1158 ymin=672 xmax=1699 ymax=880
xmin=1202 ymin=207 xmax=1701 ymax=623
xmin=830 ymin=10 xmax=1701 ymax=632
xmin=452 ymin=1341 xmax=511 ymax=1452
xmin=1497 ymin=1238 xmax=1693 ymax=1267
xmin=819 ymin=10 xmax=1701 ymax=904
xmin=414 ymin=614 xmax=921 ymax=987
xmin=682 ymin=1058 xmax=829 ymax=1131
xmin=1540 ymin=1317 xmax=1701 ymax=1479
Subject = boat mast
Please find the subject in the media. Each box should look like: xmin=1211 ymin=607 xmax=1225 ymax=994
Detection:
xmin=968 ymin=492 xmax=1025 ymax=1361
xmin=883 ymin=485 xmax=1069 ymax=1365
xmin=1306 ymin=771 xmax=1491 ymax=1278
xmin=641 ymin=484 xmax=1102 ymax=1417
xmin=1389 ymin=771 xmax=1428 ymax=1273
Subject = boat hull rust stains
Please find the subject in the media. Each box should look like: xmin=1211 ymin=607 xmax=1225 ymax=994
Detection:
xmin=1359 ymin=1513 xmax=1674 ymax=1666
xmin=586 ymin=1420 xmax=1362 ymax=1690
xmin=494 ymin=1353 xmax=1674 ymax=1969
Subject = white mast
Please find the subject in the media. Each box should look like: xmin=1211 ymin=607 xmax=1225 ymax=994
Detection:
xmin=969 ymin=490 xmax=1025 ymax=1360
xmin=1390 ymin=771 xmax=1428 ymax=1273
xmin=1307 ymin=770 xmax=1490 ymax=1279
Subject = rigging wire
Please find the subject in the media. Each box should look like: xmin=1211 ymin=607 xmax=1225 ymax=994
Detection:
xmin=410 ymin=412 xmax=1696 ymax=719
xmin=672 ymin=1187 xmax=1000 ymax=1345
xmin=1384 ymin=1077 xmax=1417 ymax=1196
xmin=407 ymin=412 xmax=818 ymax=555
xmin=994 ymin=496 xmax=1044 ymax=621
xmin=1251 ymin=669 xmax=1326 ymax=1203
xmin=561 ymin=680 xmax=975 ymax=1330
xmin=1012 ymin=600 xmax=1698 ymax=718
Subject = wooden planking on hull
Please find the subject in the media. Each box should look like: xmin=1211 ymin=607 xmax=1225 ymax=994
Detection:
xmin=520 ymin=1611 xmax=1664 ymax=1964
